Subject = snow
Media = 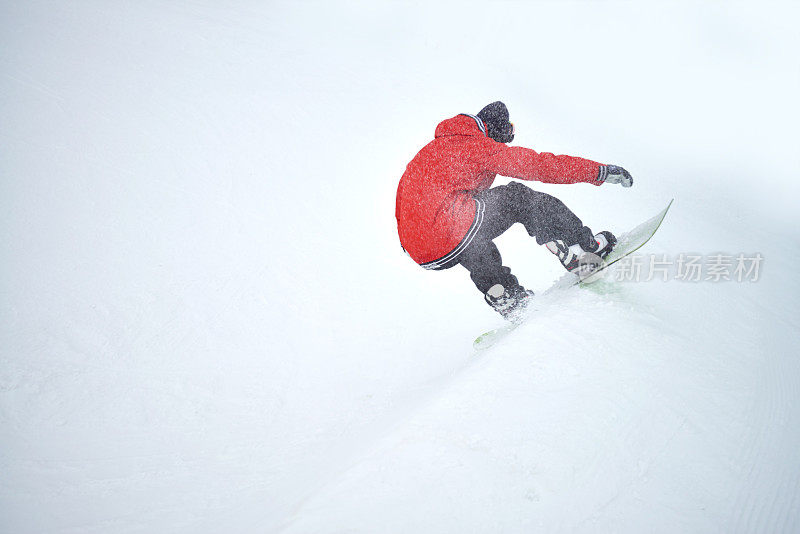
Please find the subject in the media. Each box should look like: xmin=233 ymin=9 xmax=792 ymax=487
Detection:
xmin=1 ymin=1 xmax=799 ymax=532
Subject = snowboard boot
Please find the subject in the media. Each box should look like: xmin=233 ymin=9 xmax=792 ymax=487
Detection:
xmin=593 ymin=231 xmax=617 ymax=259
xmin=545 ymin=231 xmax=617 ymax=276
xmin=484 ymin=284 xmax=534 ymax=322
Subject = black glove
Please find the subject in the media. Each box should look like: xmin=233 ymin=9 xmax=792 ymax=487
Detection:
xmin=600 ymin=165 xmax=633 ymax=187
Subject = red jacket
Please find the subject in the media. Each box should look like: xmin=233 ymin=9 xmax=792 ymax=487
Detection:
xmin=396 ymin=114 xmax=605 ymax=267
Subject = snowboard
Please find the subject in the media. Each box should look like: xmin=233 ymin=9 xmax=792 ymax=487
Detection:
xmin=473 ymin=199 xmax=674 ymax=350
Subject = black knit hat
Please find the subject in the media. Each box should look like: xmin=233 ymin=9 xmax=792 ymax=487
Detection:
xmin=477 ymin=101 xmax=514 ymax=143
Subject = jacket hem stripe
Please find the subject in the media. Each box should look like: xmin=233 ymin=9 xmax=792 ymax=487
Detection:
xmin=420 ymin=198 xmax=485 ymax=271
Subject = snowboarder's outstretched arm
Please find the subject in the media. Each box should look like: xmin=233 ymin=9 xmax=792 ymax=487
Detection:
xmin=484 ymin=145 xmax=633 ymax=187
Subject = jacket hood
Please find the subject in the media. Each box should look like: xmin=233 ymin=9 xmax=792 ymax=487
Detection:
xmin=434 ymin=114 xmax=487 ymax=139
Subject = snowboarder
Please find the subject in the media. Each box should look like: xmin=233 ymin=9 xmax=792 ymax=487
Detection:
xmin=395 ymin=101 xmax=634 ymax=319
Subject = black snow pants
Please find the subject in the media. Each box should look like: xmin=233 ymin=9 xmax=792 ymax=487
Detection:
xmin=457 ymin=182 xmax=596 ymax=295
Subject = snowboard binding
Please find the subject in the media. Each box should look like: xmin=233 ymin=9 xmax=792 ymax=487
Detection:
xmin=484 ymin=284 xmax=534 ymax=322
xmin=546 ymin=231 xmax=617 ymax=277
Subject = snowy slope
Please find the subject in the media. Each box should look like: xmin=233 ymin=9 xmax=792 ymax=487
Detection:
xmin=2 ymin=1 xmax=799 ymax=533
